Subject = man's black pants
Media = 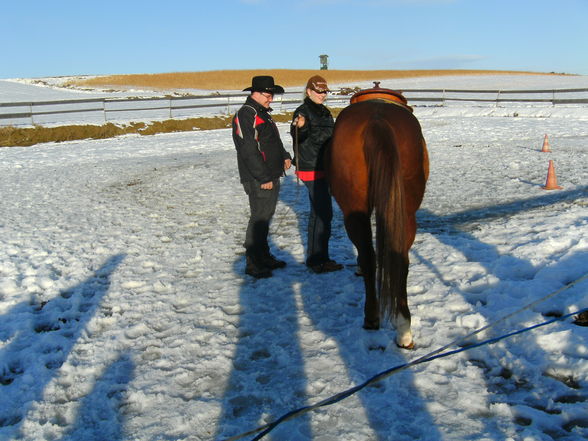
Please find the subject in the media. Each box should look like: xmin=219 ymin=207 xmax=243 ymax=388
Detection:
xmin=242 ymin=180 xmax=280 ymax=260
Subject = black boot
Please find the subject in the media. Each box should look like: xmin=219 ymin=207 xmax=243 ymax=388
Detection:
xmin=308 ymin=260 xmax=343 ymax=274
xmin=245 ymin=256 xmax=272 ymax=279
xmin=261 ymin=253 xmax=286 ymax=269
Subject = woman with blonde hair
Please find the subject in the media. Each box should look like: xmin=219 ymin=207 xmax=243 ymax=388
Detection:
xmin=291 ymin=75 xmax=343 ymax=273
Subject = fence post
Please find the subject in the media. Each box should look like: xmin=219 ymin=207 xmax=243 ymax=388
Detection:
xmin=30 ymin=103 xmax=34 ymax=125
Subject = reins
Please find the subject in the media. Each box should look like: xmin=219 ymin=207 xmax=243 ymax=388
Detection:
xmin=268 ymin=123 xmax=301 ymax=236
xmin=294 ymin=123 xmax=300 ymax=186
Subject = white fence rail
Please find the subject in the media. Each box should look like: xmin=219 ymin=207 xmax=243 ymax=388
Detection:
xmin=1 ymin=88 xmax=588 ymax=127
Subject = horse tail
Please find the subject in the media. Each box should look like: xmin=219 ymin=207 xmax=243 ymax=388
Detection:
xmin=363 ymin=115 xmax=408 ymax=322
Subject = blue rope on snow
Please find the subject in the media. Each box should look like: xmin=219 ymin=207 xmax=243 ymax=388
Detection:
xmin=247 ymin=307 xmax=588 ymax=441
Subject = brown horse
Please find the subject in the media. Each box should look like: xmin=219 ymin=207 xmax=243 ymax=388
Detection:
xmin=327 ymin=85 xmax=429 ymax=349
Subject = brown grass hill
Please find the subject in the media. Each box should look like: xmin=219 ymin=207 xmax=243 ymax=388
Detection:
xmin=70 ymin=69 xmax=550 ymax=91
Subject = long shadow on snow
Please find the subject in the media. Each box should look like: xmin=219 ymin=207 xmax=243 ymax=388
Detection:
xmin=214 ymin=248 xmax=312 ymax=440
xmin=281 ymin=175 xmax=444 ymax=441
xmin=0 ymin=254 xmax=125 ymax=436
xmin=57 ymin=351 xmax=135 ymax=441
xmin=416 ymin=186 xmax=588 ymax=439
xmin=418 ymin=186 xmax=588 ymax=236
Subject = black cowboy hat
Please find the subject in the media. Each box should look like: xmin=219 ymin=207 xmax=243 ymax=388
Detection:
xmin=243 ymin=75 xmax=285 ymax=94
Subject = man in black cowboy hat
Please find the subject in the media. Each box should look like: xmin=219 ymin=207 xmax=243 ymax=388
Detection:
xmin=232 ymin=75 xmax=292 ymax=278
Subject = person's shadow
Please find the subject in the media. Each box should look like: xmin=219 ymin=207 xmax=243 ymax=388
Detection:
xmin=281 ymin=175 xmax=443 ymax=440
xmin=415 ymin=185 xmax=588 ymax=438
xmin=57 ymin=351 xmax=135 ymax=441
xmin=0 ymin=254 xmax=125 ymax=436
xmin=214 ymin=249 xmax=312 ymax=440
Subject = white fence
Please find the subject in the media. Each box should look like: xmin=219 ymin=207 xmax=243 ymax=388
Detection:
xmin=1 ymin=88 xmax=588 ymax=127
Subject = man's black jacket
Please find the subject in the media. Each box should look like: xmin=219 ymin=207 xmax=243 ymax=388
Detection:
xmin=232 ymin=96 xmax=291 ymax=184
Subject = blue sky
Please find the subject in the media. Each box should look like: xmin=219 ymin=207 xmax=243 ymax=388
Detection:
xmin=3 ymin=0 xmax=587 ymax=78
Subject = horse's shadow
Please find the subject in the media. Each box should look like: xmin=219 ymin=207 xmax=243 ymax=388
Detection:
xmin=416 ymin=185 xmax=588 ymax=439
xmin=281 ymin=176 xmax=443 ymax=440
xmin=0 ymin=254 xmax=125 ymax=435
xmin=214 ymin=248 xmax=312 ymax=440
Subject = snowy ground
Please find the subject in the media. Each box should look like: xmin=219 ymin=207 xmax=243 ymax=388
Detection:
xmin=0 ymin=75 xmax=587 ymax=441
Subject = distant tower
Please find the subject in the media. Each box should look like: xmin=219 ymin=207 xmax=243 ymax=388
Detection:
xmin=319 ymin=54 xmax=329 ymax=70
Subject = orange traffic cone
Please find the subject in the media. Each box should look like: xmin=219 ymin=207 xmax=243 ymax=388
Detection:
xmin=541 ymin=134 xmax=551 ymax=152
xmin=543 ymin=160 xmax=562 ymax=190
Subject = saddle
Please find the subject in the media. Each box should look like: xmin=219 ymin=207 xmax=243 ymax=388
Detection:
xmin=350 ymin=82 xmax=413 ymax=112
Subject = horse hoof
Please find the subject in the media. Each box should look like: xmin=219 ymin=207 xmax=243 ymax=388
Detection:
xmin=396 ymin=340 xmax=415 ymax=350
xmin=363 ymin=319 xmax=380 ymax=330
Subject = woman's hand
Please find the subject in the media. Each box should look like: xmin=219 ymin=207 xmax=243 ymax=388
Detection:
xmin=293 ymin=115 xmax=306 ymax=128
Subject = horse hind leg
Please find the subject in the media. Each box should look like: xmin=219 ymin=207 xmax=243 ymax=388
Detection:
xmin=344 ymin=212 xmax=379 ymax=330
xmin=392 ymin=254 xmax=413 ymax=349
xmin=394 ymin=213 xmax=419 ymax=349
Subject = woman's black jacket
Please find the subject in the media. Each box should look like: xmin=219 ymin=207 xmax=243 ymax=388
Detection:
xmin=290 ymin=97 xmax=334 ymax=172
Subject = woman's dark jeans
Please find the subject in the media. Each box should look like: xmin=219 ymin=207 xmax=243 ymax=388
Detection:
xmin=303 ymin=178 xmax=333 ymax=266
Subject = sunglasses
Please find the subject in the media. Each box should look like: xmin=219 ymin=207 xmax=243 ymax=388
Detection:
xmin=313 ymin=90 xmax=328 ymax=95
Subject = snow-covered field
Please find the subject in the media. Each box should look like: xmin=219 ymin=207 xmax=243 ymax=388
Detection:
xmin=0 ymin=75 xmax=587 ymax=441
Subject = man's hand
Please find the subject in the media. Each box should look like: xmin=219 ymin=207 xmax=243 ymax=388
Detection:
xmin=284 ymin=159 xmax=292 ymax=170
xmin=261 ymin=181 xmax=273 ymax=190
